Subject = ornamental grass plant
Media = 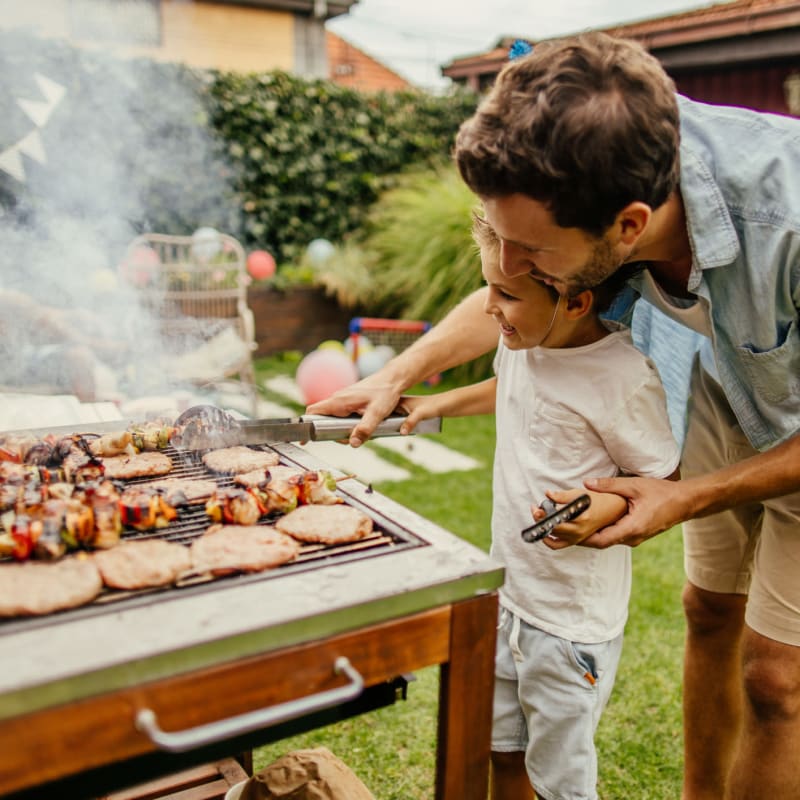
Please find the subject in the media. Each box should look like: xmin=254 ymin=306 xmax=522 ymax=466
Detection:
xmin=307 ymin=167 xmax=494 ymax=383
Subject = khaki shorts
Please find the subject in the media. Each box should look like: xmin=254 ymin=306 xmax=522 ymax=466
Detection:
xmin=682 ymin=361 xmax=800 ymax=645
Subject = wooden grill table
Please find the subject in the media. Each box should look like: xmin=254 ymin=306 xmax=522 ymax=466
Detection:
xmin=0 ymin=443 xmax=503 ymax=800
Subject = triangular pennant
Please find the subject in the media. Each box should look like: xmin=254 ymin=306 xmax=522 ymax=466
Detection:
xmin=34 ymin=73 xmax=66 ymax=108
xmin=17 ymin=129 xmax=46 ymax=164
xmin=0 ymin=144 xmax=26 ymax=183
xmin=17 ymin=98 xmax=52 ymax=128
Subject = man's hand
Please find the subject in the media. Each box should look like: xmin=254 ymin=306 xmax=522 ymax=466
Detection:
xmin=532 ymin=488 xmax=627 ymax=550
xmin=306 ymin=376 xmax=403 ymax=447
xmin=578 ymin=475 xmax=690 ymax=548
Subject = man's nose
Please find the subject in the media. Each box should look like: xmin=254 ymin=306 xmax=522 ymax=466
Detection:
xmin=483 ymin=288 xmax=496 ymax=315
xmin=499 ymin=240 xmax=530 ymax=278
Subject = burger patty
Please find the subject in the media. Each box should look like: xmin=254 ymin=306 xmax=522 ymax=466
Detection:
xmin=142 ymin=477 xmax=218 ymax=505
xmin=202 ymin=446 xmax=280 ymax=475
xmin=102 ymin=451 xmax=173 ymax=480
xmin=233 ymin=464 xmax=302 ymax=488
xmin=275 ymin=504 xmax=373 ymax=545
xmin=93 ymin=539 xmax=192 ymax=589
xmin=0 ymin=557 xmax=103 ymax=617
xmin=191 ymin=524 xmax=301 ymax=575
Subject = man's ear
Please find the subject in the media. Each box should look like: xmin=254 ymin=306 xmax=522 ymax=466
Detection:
xmin=613 ymin=201 xmax=651 ymax=246
xmin=564 ymin=289 xmax=594 ymax=319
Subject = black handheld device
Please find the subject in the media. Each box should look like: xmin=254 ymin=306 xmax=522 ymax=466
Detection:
xmin=520 ymin=494 xmax=592 ymax=543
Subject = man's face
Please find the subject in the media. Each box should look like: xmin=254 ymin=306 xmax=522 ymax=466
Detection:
xmin=481 ymin=193 xmax=625 ymax=295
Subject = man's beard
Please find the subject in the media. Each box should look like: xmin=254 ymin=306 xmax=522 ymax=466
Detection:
xmin=564 ymin=236 xmax=623 ymax=295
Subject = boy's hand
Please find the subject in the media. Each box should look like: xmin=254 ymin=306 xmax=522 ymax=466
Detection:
xmin=395 ymin=394 xmax=442 ymax=434
xmin=532 ymin=489 xmax=627 ymax=549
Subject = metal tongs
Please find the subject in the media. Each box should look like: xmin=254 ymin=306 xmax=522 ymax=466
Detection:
xmin=171 ymin=405 xmax=442 ymax=451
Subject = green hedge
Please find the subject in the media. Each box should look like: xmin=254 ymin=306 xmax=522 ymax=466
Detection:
xmin=207 ymin=71 xmax=478 ymax=260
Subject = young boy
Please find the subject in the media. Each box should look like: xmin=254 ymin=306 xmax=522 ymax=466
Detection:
xmin=398 ymin=215 xmax=680 ymax=800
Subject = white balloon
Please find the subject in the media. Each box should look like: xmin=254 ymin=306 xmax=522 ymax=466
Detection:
xmin=373 ymin=344 xmax=397 ymax=366
xmin=191 ymin=226 xmax=222 ymax=262
xmin=306 ymin=238 xmax=335 ymax=266
xmin=357 ymin=349 xmax=386 ymax=378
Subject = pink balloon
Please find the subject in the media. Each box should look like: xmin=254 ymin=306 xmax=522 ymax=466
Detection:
xmin=120 ymin=245 xmax=160 ymax=287
xmin=296 ymin=349 xmax=359 ymax=405
xmin=247 ymin=250 xmax=276 ymax=280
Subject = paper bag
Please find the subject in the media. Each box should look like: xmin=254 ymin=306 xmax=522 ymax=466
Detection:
xmin=239 ymin=746 xmax=376 ymax=800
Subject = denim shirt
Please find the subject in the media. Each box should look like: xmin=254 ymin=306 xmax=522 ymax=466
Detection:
xmin=607 ymin=95 xmax=800 ymax=453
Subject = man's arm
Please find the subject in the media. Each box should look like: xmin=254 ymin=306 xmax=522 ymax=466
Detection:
xmin=307 ymin=288 xmax=497 ymax=446
xmin=582 ymin=433 xmax=800 ymax=548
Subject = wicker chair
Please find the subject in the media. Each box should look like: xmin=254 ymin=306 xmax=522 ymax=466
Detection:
xmin=123 ymin=232 xmax=259 ymax=416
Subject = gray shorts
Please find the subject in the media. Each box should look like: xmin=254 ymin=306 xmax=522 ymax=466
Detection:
xmin=492 ymin=608 xmax=623 ymax=800
xmin=682 ymin=361 xmax=800 ymax=644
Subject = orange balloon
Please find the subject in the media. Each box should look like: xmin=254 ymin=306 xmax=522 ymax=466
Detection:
xmin=246 ymin=250 xmax=276 ymax=280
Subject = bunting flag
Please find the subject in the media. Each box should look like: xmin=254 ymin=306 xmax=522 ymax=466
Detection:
xmin=0 ymin=73 xmax=66 ymax=183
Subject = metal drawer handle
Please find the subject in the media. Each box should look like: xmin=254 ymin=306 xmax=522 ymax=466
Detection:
xmin=135 ymin=656 xmax=364 ymax=753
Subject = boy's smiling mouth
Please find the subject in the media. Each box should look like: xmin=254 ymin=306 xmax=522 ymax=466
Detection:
xmin=497 ymin=318 xmax=516 ymax=337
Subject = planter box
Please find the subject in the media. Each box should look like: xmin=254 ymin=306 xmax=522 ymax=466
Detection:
xmin=247 ymin=285 xmax=361 ymax=357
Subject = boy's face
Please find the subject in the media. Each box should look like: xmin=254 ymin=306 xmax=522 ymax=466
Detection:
xmin=481 ymin=247 xmax=562 ymax=350
xmin=481 ymin=193 xmax=625 ymax=296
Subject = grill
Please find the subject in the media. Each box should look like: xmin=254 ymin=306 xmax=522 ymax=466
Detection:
xmin=0 ymin=440 xmax=426 ymax=634
xmin=0 ymin=423 xmax=503 ymax=800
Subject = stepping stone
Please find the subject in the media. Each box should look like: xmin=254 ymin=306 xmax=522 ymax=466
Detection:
xmin=372 ymin=435 xmax=480 ymax=472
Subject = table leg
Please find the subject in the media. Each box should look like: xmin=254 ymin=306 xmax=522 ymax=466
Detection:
xmin=435 ymin=592 xmax=498 ymax=800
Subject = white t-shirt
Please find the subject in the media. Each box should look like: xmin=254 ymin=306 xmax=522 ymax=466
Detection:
xmin=492 ymin=328 xmax=680 ymax=643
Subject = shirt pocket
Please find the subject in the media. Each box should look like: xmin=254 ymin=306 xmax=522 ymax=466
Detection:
xmin=735 ymin=318 xmax=800 ymax=404
xmin=528 ymin=402 xmax=589 ymax=471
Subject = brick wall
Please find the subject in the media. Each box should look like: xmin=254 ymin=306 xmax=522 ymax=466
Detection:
xmin=248 ymin=285 xmax=360 ymax=357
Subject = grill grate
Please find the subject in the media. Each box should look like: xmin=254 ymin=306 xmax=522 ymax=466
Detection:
xmin=0 ymin=443 xmax=427 ymax=629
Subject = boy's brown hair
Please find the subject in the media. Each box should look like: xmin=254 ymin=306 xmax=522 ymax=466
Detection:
xmin=456 ymin=32 xmax=680 ymax=238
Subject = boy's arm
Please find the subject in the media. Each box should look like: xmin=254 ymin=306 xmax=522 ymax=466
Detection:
xmin=306 ymin=289 xmax=497 ymax=446
xmin=397 ymin=378 xmax=497 ymax=433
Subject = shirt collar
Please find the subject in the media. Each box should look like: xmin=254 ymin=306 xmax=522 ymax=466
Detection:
xmin=678 ymin=141 xmax=740 ymax=290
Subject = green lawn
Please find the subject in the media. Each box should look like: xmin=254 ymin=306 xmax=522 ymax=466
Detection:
xmin=251 ymin=360 xmax=686 ymax=798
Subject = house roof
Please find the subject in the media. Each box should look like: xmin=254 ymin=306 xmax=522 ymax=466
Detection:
xmin=605 ymin=0 xmax=800 ymax=48
xmin=326 ymin=31 xmax=412 ymax=91
xmin=439 ymin=37 xmax=514 ymax=80
xmin=211 ymin=0 xmax=358 ymax=21
xmin=605 ymin=0 xmax=800 ymax=68
xmin=442 ymin=0 xmax=800 ymax=79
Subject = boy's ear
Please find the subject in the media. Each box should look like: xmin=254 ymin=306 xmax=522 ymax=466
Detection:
xmin=564 ymin=289 xmax=595 ymax=319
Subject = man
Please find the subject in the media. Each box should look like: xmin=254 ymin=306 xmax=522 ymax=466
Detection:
xmin=308 ymin=32 xmax=800 ymax=799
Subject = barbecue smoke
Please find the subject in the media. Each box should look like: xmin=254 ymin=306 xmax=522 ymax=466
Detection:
xmin=0 ymin=4 xmax=244 ymax=418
